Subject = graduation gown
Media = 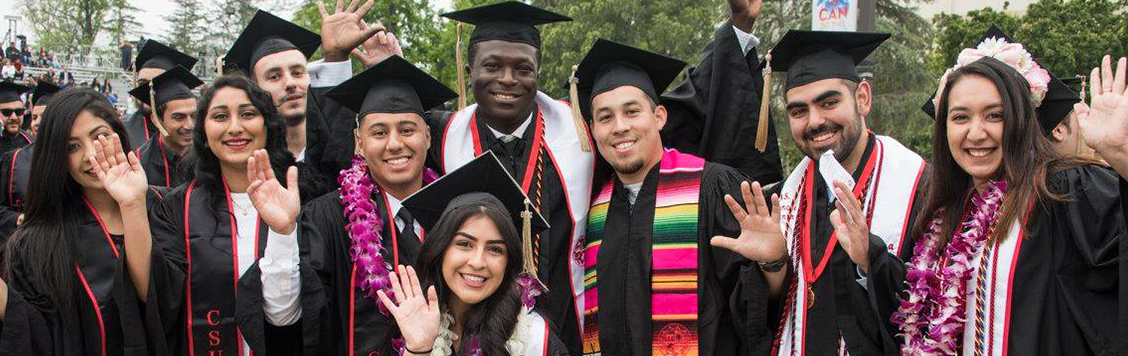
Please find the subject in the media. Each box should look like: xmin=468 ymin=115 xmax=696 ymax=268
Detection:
xmin=660 ymin=21 xmax=783 ymax=185
xmin=136 ymin=136 xmax=187 ymax=188
xmin=587 ymin=161 xmax=754 ymax=355
xmin=0 ymin=188 xmax=167 ymax=356
xmin=881 ymin=165 xmax=1123 ymax=355
xmin=0 ymin=143 xmax=31 ymax=240
xmin=766 ymin=134 xmax=929 ymax=356
xmin=0 ymin=130 xmax=31 ymax=155
xmin=122 ymin=111 xmax=156 ymax=151
xmin=250 ymin=189 xmax=422 ymax=355
xmin=427 ymin=96 xmax=594 ymax=355
xmin=147 ymin=181 xmax=301 ymax=356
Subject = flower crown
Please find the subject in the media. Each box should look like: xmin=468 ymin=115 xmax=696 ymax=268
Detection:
xmin=934 ymin=36 xmax=1051 ymax=111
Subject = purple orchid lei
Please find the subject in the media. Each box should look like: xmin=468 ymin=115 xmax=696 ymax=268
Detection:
xmin=340 ymin=155 xmax=438 ymax=314
xmin=891 ymin=180 xmax=1007 ymax=355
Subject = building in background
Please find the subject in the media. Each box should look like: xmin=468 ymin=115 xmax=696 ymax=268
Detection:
xmin=917 ymin=0 xmax=1037 ymax=19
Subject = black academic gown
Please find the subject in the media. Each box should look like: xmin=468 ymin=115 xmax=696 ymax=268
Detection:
xmin=1120 ymin=175 xmax=1128 ymax=355
xmin=147 ymin=182 xmax=302 ymax=356
xmin=0 ymin=143 xmax=31 ymax=240
xmin=426 ymin=110 xmax=584 ymax=354
xmin=874 ymin=165 xmax=1123 ymax=355
xmin=123 ymin=111 xmax=156 ymax=151
xmin=759 ymin=136 xmax=930 ymax=356
xmin=136 ymin=136 xmax=187 ymax=188
xmin=591 ymin=162 xmax=755 ymax=356
xmin=0 ymin=188 xmax=167 ymax=356
xmin=260 ymin=189 xmax=421 ymax=355
xmin=660 ymin=20 xmax=783 ymax=185
xmin=305 ymin=85 xmax=350 ymax=183
xmin=0 ymin=130 xmax=32 ymax=155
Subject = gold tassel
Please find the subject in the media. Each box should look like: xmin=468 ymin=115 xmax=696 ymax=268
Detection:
xmin=568 ymin=65 xmax=591 ymax=152
xmin=149 ymin=82 xmax=170 ymax=137
xmin=216 ymin=56 xmax=224 ymax=77
xmin=755 ymin=53 xmax=772 ymax=152
xmin=521 ymin=199 xmax=546 ymax=289
xmin=456 ymin=23 xmax=467 ymax=110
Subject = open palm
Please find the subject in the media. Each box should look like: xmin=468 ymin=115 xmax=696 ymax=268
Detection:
xmin=246 ymin=149 xmax=300 ymax=234
xmin=711 ymin=181 xmax=788 ymax=264
xmin=378 ymin=265 xmax=440 ymax=353
xmin=318 ymin=0 xmax=384 ymax=61
xmin=1080 ymin=56 xmax=1128 ymax=157
xmin=89 ymin=133 xmax=148 ymax=205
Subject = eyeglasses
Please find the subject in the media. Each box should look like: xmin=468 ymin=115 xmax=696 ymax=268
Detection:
xmin=0 ymin=108 xmax=24 ymax=117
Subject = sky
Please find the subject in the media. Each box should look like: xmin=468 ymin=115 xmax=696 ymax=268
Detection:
xmin=0 ymin=0 xmax=454 ymax=44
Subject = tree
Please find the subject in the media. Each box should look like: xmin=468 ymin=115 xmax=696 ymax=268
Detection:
xmin=209 ymin=0 xmax=259 ymax=55
xmin=21 ymin=0 xmax=111 ymax=48
xmin=103 ymin=0 xmax=142 ymax=46
xmin=165 ymin=0 xmax=208 ymax=58
xmin=930 ymin=0 xmax=1128 ymax=79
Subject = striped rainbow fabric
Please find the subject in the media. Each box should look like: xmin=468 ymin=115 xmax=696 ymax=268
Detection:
xmin=583 ymin=149 xmax=704 ymax=356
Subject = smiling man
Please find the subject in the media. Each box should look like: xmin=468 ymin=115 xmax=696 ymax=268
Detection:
xmin=0 ymin=82 xmax=31 ymax=155
xmin=710 ymin=30 xmax=931 ymax=355
xmin=573 ymin=39 xmax=759 ymax=356
xmin=428 ymin=3 xmax=594 ymax=353
xmin=0 ymin=80 xmax=61 ymax=239
xmin=125 ymin=40 xmax=198 ymax=150
xmin=244 ymin=56 xmax=456 ymax=355
xmin=128 ymin=66 xmax=203 ymax=188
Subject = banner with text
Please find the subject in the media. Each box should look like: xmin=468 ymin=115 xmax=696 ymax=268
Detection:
xmin=811 ymin=0 xmax=857 ymax=32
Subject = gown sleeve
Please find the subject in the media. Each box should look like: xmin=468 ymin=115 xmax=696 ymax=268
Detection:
xmin=0 ymin=246 xmax=56 ymax=355
xmin=144 ymin=188 xmax=191 ymax=348
xmin=1037 ymin=165 xmax=1124 ymax=354
xmin=0 ymin=150 xmax=19 ymax=243
xmin=306 ymin=60 xmax=358 ymax=181
xmin=660 ymin=21 xmax=782 ymax=184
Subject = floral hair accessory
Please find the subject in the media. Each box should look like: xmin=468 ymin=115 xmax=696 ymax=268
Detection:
xmin=933 ymin=34 xmax=1051 ymax=115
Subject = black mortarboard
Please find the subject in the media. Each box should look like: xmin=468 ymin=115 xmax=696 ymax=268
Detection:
xmin=325 ymin=56 xmax=456 ymax=120
xmin=572 ymin=39 xmax=687 ymax=120
xmin=30 ymin=81 xmax=61 ymax=107
xmin=223 ymin=10 xmax=321 ymax=73
xmin=127 ymin=66 xmax=202 ymax=137
xmin=767 ymin=30 xmax=889 ymax=91
xmin=403 ymin=151 xmax=549 ymax=234
xmin=135 ymin=40 xmax=198 ymax=71
xmin=441 ymin=1 xmax=571 ymax=48
xmin=0 ymin=81 xmax=29 ymax=104
xmin=128 ymin=66 xmax=203 ymax=109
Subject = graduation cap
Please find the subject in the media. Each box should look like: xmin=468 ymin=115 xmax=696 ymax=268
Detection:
xmin=441 ymin=1 xmax=571 ymax=49
xmin=921 ymin=26 xmax=1081 ymax=132
xmin=567 ymin=39 xmax=687 ymax=151
xmin=135 ymin=39 xmax=198 ymax=72
xmin=30 ymin=81 xmax=60 ymax=108
xmin=324 ymin=55 xmax=456 ymax=123
xmin=0 ymin=81 xmax=29 ymax=105
xmin=223 ymin=10 xmax=321 ymax=74
xmin=127 ymin=66 xmax=203 ymax=137
xmin=402 ymin=151 xmax=549 ymax=286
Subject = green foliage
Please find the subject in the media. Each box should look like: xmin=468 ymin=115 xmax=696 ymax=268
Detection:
xmin=21 ymin=0 xmax=112 ymax=48
xmin=103 ymin=0 xmax=141 ymax=45
xmin=164 ymin=0 xmax=209 ymax=57
xmin=930 ymin=0 xmax=1128 ymax=79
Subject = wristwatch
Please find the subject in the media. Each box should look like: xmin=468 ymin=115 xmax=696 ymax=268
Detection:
xmin=758 ymin=256 xmax=789 ymax=272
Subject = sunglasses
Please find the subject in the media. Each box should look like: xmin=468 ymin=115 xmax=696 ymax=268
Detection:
xmin=0 ymin=108 xmax=24 ymax=117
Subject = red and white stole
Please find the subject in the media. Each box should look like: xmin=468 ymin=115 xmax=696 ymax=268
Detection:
xmin=774 ymin=135 xmax=926 ymax=356
xmin=439 ymin=91 xmax=594 ymax=325
xmin=959 ymin=212 xmax=1030 ymax=356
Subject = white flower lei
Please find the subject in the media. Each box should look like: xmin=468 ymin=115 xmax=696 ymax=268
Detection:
xmin=425 ymin=306 xmax=538 ymax=356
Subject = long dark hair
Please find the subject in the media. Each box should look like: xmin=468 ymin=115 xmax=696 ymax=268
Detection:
xmin=913 ymin=57 xmax=1086 ymax=247
xmin=414 ymin=204 xmax=523 ymax=355
xmin=190 ymin=74 xmax=293 ymax=199
xmin=5 ymin=88 xmax=130 ymax=319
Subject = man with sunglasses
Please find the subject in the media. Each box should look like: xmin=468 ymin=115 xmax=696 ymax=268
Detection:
xmin=0 ymin=81 xmax=31 ymax=155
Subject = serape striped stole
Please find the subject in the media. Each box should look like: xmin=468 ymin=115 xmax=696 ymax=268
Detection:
xmin=582 ymin=149 xmax=704 ymax=356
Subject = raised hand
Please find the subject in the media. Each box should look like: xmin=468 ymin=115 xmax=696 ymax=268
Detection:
xmin=318 ymin=0 xmax=385 ymax=62
xmin=1079 ymin=55 xmax=1128 ymax=163
xmin=352 ymin=27 xmax=401 ymax=68
xmin=377 ymin=265 xmax=440 ymax=354
xmin=246 ymin=149 xmax=300 ymax=235
xmin=89 ymin=133 xmax=148 ymax=207
xmin=829 ymin=181 xmax=871 ymax=274
xmin=710 ymin=181 xmax=788 ymax=264
xmin=728 ymin=0 xmax=763 ymax=32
